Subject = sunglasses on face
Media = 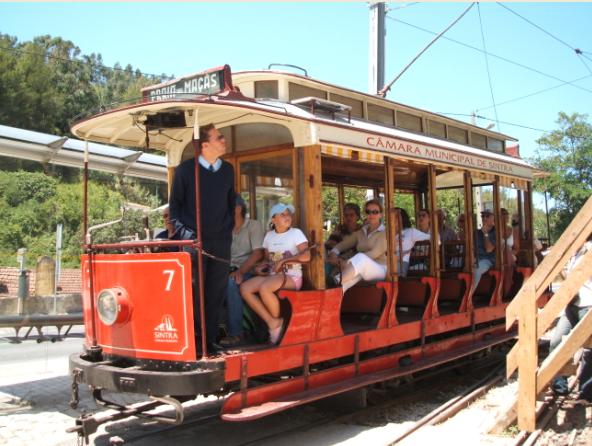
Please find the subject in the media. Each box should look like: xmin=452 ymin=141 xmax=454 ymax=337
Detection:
xmin=418 ymin=213 xmax=428 ymax=218
xmin=365 ymin=209 xmax=381 ymax=215
xmin=209 ymin=134 xmax=225 ymax=142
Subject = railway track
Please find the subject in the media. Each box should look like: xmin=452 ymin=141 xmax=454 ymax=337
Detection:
xmin=90 ymin=348 xmax=509 ymax=445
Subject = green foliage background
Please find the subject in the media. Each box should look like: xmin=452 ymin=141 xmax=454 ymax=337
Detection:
xmin=0 ymin=33 xmax=169 ymax=268
xmin=532 ymin=112 xmax=592 ymax=242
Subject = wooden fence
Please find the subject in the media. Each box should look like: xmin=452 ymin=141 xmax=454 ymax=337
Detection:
xmin=506 ymin=194 xmax=592 ymax=431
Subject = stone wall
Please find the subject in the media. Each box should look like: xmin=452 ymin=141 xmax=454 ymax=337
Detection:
xmin=0 ymin=267 xmax=81 ymax=297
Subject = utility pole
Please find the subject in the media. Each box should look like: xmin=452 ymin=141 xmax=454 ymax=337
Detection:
xmin=369 ymin=1 xmax=386 ymax=95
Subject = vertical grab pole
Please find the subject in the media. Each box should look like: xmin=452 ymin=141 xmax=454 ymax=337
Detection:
xmin=83 ymin=141 xmax=98 ymax=349
xmin=192 ymin=112 xmax=207 ymax=358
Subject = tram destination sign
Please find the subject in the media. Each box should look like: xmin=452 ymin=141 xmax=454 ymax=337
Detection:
xmin=142 ymin=65 xmax=232 ymax=102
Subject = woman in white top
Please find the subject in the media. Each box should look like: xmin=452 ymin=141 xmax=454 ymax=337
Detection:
xmin=396 ymin=208 xmax=431 ymax=277
xmin=501 ymin=208 xmax=518 ymax=297
xmin=240 ymin=203 xmax=310 ymax=344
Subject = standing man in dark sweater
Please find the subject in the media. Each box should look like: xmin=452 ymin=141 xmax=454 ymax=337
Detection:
xmin=169 ymin=123 xmax=235 ymax=353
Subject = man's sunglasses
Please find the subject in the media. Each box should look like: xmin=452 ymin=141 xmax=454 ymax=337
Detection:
xmin=365 ymin=209 xmax=381 ymax=215
xmin=210 ymin=134 xmax=225 ymax=142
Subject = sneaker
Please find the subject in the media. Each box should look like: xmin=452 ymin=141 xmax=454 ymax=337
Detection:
xmin=219 ymin=335 xmax=243 ymax=348
xmin=269 ymin=318 xmax=284 ymax=344
xmin=552 ymin=377 xmax=569 ymax=396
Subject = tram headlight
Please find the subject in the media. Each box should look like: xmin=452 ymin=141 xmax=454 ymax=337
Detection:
xmin=97 ymin=287 xmax=131 ymax=326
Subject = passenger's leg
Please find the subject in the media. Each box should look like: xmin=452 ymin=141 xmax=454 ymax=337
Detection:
xmin=578 ymin=348 xmax=592 ymax=401
xmin=350 ymin=254 xmax=386 ymax=282
xmin=203 ymin=239 xmax=232 ymax=346
xmin=259 ymin=274 xmax=293 ymax=324
xmin=240 ymin=276 xmax=274 ymax=325
xmin=549 ymin=303 xmax=579 ymax=394
xmin=226 ymin=273 xmax=251 ymax=337
xmin=472 ymin=258 xmax=492 ymax=293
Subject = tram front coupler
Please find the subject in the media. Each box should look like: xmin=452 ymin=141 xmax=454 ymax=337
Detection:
xmin=67 ymin=388 xmax=185 ymax=444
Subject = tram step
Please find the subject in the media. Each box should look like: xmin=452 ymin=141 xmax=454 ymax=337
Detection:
xmin=221 ymin=331 xmax=514 ymax=421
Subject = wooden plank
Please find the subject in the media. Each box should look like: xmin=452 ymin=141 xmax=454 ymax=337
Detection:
xmin=506 ymin=195 xmax=592 ymax=327
xmin=517 ymin=282 xmax=537 ymax=432
xmin=384 ymin=157 xmax=397 ymax=280
xmin=508 ymin=224 xmax=592 ymax=377
xmin=537 ymin=306 xmax=592 ymax=392
xmin=428 ymin=165 xmax=440 ymax=277
xmin=167 ymin=166 xmax=175 ymax=196
xmin=493 ymin=177 xmax=502 ymax=271
xmin=463 ymin=172 xmax=474 ymax=275
xmin=300 ymin=144 xmax=325 ymax=290
xmin=524 ymin=182 xmax=535 ymax=268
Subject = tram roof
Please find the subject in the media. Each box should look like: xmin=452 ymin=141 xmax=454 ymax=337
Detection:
xmin=232 ymin=69 xmax=517 ymax=143
xmin=72 ymin=93 xmax=536 ymax=181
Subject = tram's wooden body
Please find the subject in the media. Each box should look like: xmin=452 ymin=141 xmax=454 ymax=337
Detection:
xmin=69 ymin=65 xmax=544 ymax=435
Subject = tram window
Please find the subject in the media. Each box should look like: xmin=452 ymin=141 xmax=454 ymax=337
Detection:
xmin=329 ymin=93 xmax=363 ymax=118
xmin=448 ymin=126 xmax=468 ymax=144
xmin=344 ymin=186 xmax=371 ymax=209
xmin=488 ymin=138 xmax=503 ymax=153
xmin=396 ymin=111 xmax=423 ymax=133
xmin=427 ymin=120 xmax=446 ymax=139
xmin=368 ymin=104 xmax=395 ymax=126
xmin=471 ymin=133 xmax=487 ymax=149
xmin=233 ymin=123 xmax=293 ymax=152
xmin=288 ymin=82 xmax=327 ymax=101
xmin=322 ymin=185 xmax=340 ymax=238
xmin=239 ymin=153 xmax=293 ymax=223
xmin=254 ymin=80 xmax=279 ymax=99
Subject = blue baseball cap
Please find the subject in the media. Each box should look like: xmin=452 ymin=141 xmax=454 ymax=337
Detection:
xmin=235 ymin=193 xmax=246 ymax=209
xmin=269 ymin=203 xmax=295 ymax=219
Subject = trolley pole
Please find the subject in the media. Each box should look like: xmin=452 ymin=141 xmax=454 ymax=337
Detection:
xmin=369 ymin=1 xmax=386 ymax=95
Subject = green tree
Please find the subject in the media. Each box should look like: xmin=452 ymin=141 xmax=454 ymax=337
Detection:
xmin=532 ymin=112 xmax=592 ymax=241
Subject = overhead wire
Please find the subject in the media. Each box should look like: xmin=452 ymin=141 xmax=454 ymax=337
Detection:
xmin=385 ymin=15 xmax=592 ymax=96
xmin=438 ymin=112 xmax=551 ymax=133
xmin=476 ymin=74 xmax=592 ymax=112
xmin=496 ymin=3 xmax=592 ymax=78
xmin=379 ymin=2 xmax=476 ymax=97
xmin=476 ymin=3 xmax=500 ymax=131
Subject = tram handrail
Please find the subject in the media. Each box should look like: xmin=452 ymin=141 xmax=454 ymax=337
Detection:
xmin=506 ymin=193 xmax=592 ymax=432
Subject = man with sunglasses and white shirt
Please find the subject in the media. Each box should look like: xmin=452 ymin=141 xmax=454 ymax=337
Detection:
xmin=472 ymin=209 xmax=496 ymax=293
xmin=169 ymin=123 xmax=235 ymax=354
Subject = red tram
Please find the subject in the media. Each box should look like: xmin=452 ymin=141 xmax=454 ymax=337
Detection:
xmin=68 ymin=65 xmax=544 ymax=439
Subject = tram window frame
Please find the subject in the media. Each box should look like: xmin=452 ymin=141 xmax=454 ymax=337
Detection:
xmin=254 ymin=80 xmax=279 ymax=99
xmin=448 ymin=126 xmax=468 ymax=145
xmin=487 ymin=137 xmax=504 ymax=153
xmin=396 ymin=111 xmax=423 ymax=133
xmin=236 ymin=148 xmax=295 ymax=223
xmin=427 ymin=120 xmax=446 ymax=139
xmin=288 ymin=82 xmax=327 ymax=101
xmin=232 ymin=123 xmax=293 ymax=152
xmin=329 ymin=93 xmax=364 ymax=118
xmin=368 ymin=103 xmax=395 ymax=126
xmin=471 ymin=132 xmax=487 ymax=150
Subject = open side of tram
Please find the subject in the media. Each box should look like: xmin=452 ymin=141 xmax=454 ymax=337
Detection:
xmin=68 ymin=65 xmax=547 ymax=439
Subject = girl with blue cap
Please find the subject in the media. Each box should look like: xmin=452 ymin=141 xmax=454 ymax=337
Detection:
xmin=240 ymin=202 xmax=310 ymax=344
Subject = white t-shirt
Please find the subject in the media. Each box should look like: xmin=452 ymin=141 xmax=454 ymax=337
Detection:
xmin=263 ymin=227 xmax=308 ymax=278
xmin=398 ymin=228 xmax=431 ymax=263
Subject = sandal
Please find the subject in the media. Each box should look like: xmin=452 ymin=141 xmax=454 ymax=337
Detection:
xmin=219 ymin=335 xmax=242 ymax=347
xmin=269 ymin=318 xmax=284 ymax=344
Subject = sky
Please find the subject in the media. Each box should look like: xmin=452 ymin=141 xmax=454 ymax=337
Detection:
xmin=1 ymin=2 xmax=591 ymax=199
